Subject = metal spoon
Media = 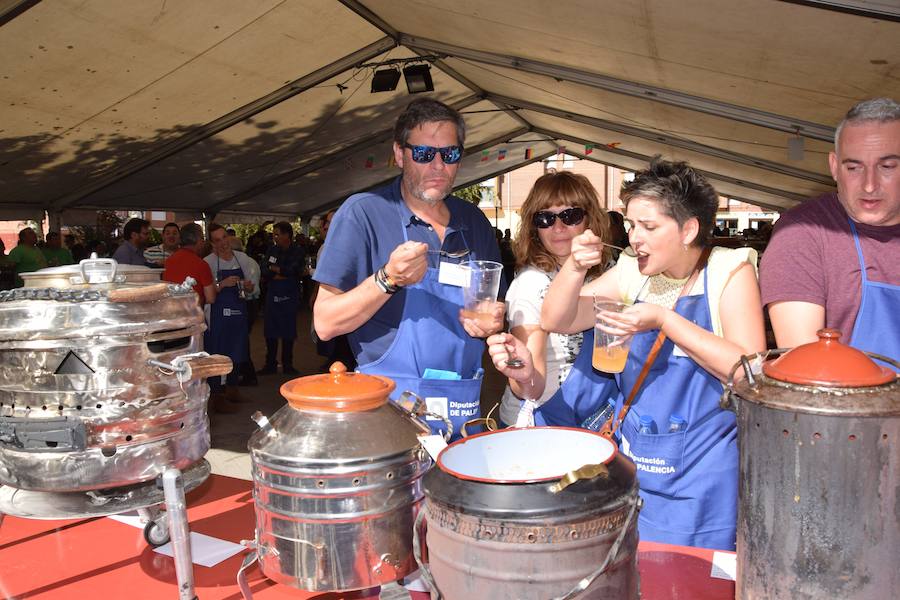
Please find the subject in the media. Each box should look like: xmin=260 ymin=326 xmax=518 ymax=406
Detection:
xmin=506 ymin=358 xmax=525 ymax=369
xmin=428 ymin=249 xmax=470 ymax=259
xmin=603 ymin=242 xmax=637 ymax=258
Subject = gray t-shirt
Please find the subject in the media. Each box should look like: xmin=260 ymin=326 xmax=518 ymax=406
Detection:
xmin=760 ymin=192 xmax=900 ymax=340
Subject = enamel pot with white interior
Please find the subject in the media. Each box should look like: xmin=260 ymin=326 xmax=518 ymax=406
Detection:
xmin=417 ymin=426 xmax=641 ymax=600
xmin=722 ymin=329 xmax=899 ymax=599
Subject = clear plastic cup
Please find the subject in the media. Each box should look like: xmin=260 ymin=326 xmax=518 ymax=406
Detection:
xmin=592 ymin=298 xmax=632 ymax=373
xmin=460 ymin=260 xmax=503 ymax=330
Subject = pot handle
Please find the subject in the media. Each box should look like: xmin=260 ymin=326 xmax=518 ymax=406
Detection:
xmin=460 ymin=417 xmax=498 ymax=438
xmin=551 ymin=491 xmax=642 ymax=600
xmin=548 ymin=462 xmax=609 ymax=494
xmin=236 ymin=543 xmax=258 ymax=600
xmin=412 ymin=507 xmax=446 ymax=600
xmin=148 ymin=352 xmax=233 ymax=383
xmin=721 ymin=351 xmax=771 ymax=412
xmin=107 ymin=282 xmax=170 ymax=303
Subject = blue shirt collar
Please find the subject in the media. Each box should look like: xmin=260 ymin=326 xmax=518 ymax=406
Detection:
xmin=390 ymin=176 xmax=469 ymax=233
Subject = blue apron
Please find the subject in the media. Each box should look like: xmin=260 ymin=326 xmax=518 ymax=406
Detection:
xmin=264 ymin=277 xmax=299 ymax=340
xmin=205 ymin=259 xmax=248 ymax=364
xmin=357 ymin=207 xmax=484 ymax=441
xmin=534 ymin=327 xmax=620 ymax=427
xmin=617 ymin=267 xmax=738 ymax=551
xmin=848 ymin=219 xmax=900 ymax=371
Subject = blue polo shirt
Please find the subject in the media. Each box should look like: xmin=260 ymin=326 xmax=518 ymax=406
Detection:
xmin=314 ymin=177 xmax=502 ymax=366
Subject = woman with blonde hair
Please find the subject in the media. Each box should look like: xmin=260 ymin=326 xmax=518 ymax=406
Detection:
xmin=488 ymin=170 xmax=618 ymax=427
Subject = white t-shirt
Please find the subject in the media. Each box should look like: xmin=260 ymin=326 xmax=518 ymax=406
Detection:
xmin=499 ymin=266 xmax=585 ymax=425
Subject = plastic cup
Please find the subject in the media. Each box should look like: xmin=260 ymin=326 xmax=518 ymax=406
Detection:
xmin=593 ymin=298 xmax=632 ymax=373
xmin=461 ymin=260 xmax=503 ymax=330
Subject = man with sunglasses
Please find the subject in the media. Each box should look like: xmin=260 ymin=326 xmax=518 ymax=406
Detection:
xmin=314 ymin=98 xmax=504 ymax=443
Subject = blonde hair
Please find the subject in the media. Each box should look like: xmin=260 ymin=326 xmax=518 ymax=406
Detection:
xmin=513 ymin=171 xmax=610 ymax=276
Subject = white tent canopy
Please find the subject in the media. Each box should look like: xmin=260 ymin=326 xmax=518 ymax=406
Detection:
xmin=2 ymin=0 xmax=899 ymax=221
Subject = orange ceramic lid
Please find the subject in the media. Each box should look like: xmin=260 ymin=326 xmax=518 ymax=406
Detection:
xmin=280 ymin=362 xmax=395 ymax=412
xmin=763 ymin=329 xmax=896 ymax=387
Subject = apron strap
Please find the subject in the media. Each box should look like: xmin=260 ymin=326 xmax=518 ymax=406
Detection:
xmin=603 ymin=246 xmax=712 ymax=438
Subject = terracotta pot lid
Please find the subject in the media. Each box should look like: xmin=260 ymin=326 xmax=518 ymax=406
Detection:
xmin=280 ymin=362 xmax=395 ymax=412
xmin=763 ymin=329 xmax=896 ymax=387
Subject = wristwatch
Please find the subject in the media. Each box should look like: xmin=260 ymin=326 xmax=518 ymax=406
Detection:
xmin=374 ymin=265 xmax=401 ymax=294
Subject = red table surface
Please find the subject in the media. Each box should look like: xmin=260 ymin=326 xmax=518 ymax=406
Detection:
xmin=0 ymin=474 xmax=734 ymax=599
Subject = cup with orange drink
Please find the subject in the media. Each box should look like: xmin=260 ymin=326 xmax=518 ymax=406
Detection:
xmin=592 ymin=297 xmax=632 ymax=373
xmin=461 ymin=260 xmax=503 ymax=330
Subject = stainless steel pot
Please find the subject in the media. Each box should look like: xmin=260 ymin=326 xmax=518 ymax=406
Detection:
xmin=723 ymin=329 xmax=899 ymax=599
xmin=247 ymin=363 xmax=432 ymax=593
xmin=0 ymin=257 xmax=231 ymax=492
xmin=419 ymin=427 xmax=640 ymax=600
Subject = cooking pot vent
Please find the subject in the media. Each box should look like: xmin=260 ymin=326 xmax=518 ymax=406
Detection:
xmin=54 ymin=351 xmax=95 ymax=375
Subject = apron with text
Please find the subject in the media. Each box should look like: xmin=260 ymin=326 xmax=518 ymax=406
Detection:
xmin=357 ymin=209 xmax=484 ymax=441
xmin=534 ymin=327 xmax=620 ymax=427
xmin=617 ymin=267 xmax=738 ymax=551
xmin=848 ymin=219 xmax=900 ymax=371
xmin=264 ymin=277 xmax=299 ymax=340
xmin=205 ymin=261 xmax=249 ymax=364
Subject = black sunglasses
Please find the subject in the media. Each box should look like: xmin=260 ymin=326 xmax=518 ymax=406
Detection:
xmin=403 ymin=143 xmax=463 ymax=164
xmin=532 ymin=207 xmax=586 ymax=229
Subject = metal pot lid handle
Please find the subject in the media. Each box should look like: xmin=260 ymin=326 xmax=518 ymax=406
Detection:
xmin=72 ymin=254 xmax=123 ymax=284
xmin=548 ymin=462 xmax=609 ymax=494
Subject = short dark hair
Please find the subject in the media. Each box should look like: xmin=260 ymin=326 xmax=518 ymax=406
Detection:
xmin=225 ymin=227 xmax=237 ymax=236
xmin=620 ymin=156 xmax=719 ymax=247
xmin=123 ymin=218 xmax=149 ymax=241
xmin=274 ymin=221 xmax=293 ymax=237
xmin=46 ymin=231 xmax=60 ymax=243
xmin=180 ymin=223 xmax=203 ymax=246
xmin=393 ymin=98 xmax=466 ymax=147
xmin=207 ymin=223 xmax=225 ymax=239
xmin=162 ymin=222 xmax=180 ymax=233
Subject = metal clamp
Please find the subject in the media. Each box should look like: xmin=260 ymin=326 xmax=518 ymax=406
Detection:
xmin=148 ymin=352 xmax=210 ymax=383
xmin=0 ymin=416 xmax=87 ymax=451
xmin=397 ymin=391 xmax=454 ymax=441
xmin=72 ymin=254 xmax=123 ymax=285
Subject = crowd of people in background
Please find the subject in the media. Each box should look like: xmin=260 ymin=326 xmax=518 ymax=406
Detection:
xmin=0 ymin=96 xmax=895 ymax=556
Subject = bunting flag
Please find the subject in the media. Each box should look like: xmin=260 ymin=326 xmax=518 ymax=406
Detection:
xmin=480 ymin=149 xmax=490 ymax=162
xmin=498 ymin=148 xmax=507 ymax=161
xmin=557 ymin=146 xmax=566 ymax=156
xmin=585 ymin=143 xmax=594 ymax=155
xmin=524 ymin=147 xmax=533 ymax=159
xmin=606 ymin=142 xmax=622 ymax=149
xmin=364 ymin=154 xmax=374 ymax=169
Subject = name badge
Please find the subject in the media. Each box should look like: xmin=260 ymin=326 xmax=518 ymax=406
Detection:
xmin=268 ymin=255 xmax=277 ymax=264
xmin=438 ymin=261 xmax=466 ymax=287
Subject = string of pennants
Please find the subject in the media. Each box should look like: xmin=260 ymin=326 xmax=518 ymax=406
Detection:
xmin=344 ymin=142 xmax=622 ymax=169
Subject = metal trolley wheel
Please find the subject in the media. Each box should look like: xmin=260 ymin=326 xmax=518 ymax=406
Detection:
xmin=143 ymin=513 xmax=170 ymax=547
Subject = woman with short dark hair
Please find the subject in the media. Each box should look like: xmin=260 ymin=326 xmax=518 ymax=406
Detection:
xmin=542 ymin=157 xmax=765 ymax=551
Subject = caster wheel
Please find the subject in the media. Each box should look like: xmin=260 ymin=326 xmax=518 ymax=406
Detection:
xmin=143 ymin=517 xmax=170 ymax=547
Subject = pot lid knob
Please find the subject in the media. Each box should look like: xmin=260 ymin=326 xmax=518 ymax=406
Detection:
xmin=762 ymin=329 xmax=896 ymax=387
xmin=280 ymin=362 xmax=396 ymax=412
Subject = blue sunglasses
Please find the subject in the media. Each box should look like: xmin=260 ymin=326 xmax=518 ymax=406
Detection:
xmin=403 ymin=143 xmax=463 ymax=164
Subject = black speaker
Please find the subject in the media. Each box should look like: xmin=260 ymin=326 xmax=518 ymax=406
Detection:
xmin=371 ymin=68 xmax=401 ymax=93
